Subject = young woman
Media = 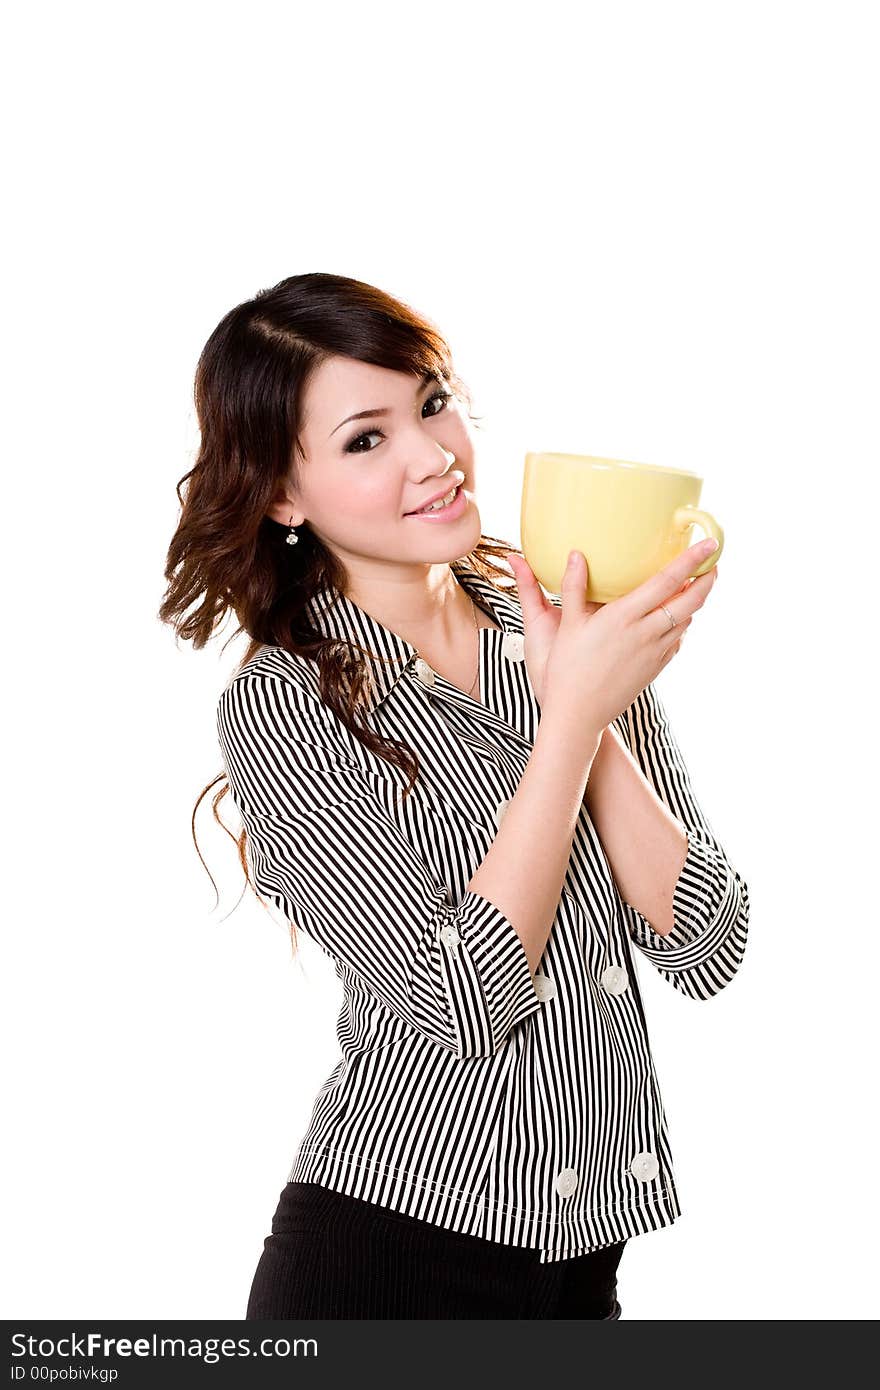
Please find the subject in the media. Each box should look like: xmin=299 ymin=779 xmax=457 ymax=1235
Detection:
xmin=159 ymin=271 xmax=749 ymax=1320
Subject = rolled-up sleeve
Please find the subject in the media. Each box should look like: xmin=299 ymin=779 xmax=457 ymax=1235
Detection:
xmin=216 ymin=672 xmax=543 ymax=1057
xmin=612 ymin=680 xmax=750 ymax=1000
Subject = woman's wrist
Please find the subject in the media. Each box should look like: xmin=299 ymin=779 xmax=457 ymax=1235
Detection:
xmin=538 ymin=689 xmax=606 ymax=759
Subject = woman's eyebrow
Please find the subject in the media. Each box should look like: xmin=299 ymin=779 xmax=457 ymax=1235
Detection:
xmin=329 ymin=372 xmax=439 ymax=438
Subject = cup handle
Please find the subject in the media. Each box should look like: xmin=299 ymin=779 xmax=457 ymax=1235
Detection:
xmin=672 ymin=506 xmax=725 ymax=574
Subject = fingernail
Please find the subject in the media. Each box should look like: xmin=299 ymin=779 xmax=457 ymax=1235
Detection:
xmin=704 ymin=538 xmax=719 ymax=553
xmin=567 ymin=550 xmax=577 ymax=568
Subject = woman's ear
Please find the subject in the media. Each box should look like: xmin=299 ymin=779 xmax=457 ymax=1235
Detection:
xmin=266 ymin=488 xmax=304 ymax=527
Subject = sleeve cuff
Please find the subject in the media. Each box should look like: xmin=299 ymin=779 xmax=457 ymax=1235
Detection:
xmin=670 ymin=825 xmax=730 ymax=945
xmin=437 ymin=889 xmax=543 ymax=1056
xmin=624 ymin=826 xmax=739 ymax=968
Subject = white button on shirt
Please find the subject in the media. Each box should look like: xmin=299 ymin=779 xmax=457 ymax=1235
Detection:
xmin=501 ymin=632 xmax=525 ymax=662
xmin=555 ymin=1168 xmax=579 ymax=1197
xmin=439 ymin=923 xmax=461 ymax=959
xmin=413 ymin=657 xmax=435 ymax=687
xmin=533 ymin=973 xmax=557 ymax=1002
xmin=217 ymin=555 xmax=750 ymax=1263
xmin=600 ymin=964 xmax=629 ymax=995
xmin=630 ymin=1151 xmax=660 ymax=1182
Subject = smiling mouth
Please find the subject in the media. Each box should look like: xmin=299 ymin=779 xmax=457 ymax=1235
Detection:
xmin=406 ymin=484 xmax=461 ymax=516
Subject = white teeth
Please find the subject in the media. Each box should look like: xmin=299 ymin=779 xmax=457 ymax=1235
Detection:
xmin=415 ymin=485 xmax=458 ymax=514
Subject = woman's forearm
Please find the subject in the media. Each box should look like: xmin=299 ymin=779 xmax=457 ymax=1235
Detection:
xmin=467 ymin=699 xmax=603 ymax=976
xmin=584 ymin=723 xmax=689 ymax=937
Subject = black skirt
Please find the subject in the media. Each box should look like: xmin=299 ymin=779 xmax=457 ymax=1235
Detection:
xmin=246 ymin=1181 xmax=626 ymax=1320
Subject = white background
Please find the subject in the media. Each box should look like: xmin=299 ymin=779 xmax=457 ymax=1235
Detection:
xmin=3 ymin=0 xmax=877 ymax=1321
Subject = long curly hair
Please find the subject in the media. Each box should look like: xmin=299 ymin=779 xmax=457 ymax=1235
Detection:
xmin=158 ymin=271 xmax=525 ymax=943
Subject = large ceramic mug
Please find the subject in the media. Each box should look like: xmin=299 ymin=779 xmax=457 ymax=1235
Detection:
xmin=521 ymin=452 xmax=725 ymax=603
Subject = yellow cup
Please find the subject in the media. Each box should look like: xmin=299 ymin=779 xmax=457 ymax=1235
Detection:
xmin=521 ymin=452 xmax=725 ymax=602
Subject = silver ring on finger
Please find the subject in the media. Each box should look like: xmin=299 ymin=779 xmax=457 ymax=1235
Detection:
xmin=660 ymin=603 xmax=677 ymax=631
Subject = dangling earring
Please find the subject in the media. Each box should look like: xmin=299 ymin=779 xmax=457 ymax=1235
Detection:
xmin=286 ymin=513 xmax=299 ymax=546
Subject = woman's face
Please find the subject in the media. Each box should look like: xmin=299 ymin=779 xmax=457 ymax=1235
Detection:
xmin=268 ymin=355 xmax=482 ymax=566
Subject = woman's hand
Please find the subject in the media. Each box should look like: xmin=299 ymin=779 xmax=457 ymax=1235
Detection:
xmin=506 ymin=551 xmax=605 ymax=708
xmin=507 ymin=539 xmax=719 ymax=724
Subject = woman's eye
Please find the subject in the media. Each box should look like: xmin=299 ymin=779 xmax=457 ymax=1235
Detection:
xmin=345 ymin=390 xmax=452 ymax=454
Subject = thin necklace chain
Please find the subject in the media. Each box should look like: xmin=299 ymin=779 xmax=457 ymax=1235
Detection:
xmin=412 ymin=594 xmax=481 ymax=700
xmin=465 ymin=596 xmax=480 ymax=698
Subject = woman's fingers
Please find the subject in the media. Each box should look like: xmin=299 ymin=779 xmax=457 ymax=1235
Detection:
xmin=507 ymin=553 xmax=548 ymax=627
xmin=558 ymin=549 xmax=589 ymax=623
xmin=626 ymin=538 xmax=720 ymax=622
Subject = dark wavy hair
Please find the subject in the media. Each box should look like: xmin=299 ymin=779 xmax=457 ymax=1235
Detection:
xmin=158 ymin=271 xmax=525 ymax=941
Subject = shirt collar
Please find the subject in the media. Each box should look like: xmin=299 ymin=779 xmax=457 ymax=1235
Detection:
xmin=303 ymin=555 xmax=525 ymax=715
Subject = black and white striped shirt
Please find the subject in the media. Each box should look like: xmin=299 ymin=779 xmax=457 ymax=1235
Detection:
xmin=216 ymin=555 xmax=750 ymax=1262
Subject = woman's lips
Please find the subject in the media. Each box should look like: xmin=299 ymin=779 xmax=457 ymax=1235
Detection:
xmin=404 ymin=483 xmax=468 ymax=522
